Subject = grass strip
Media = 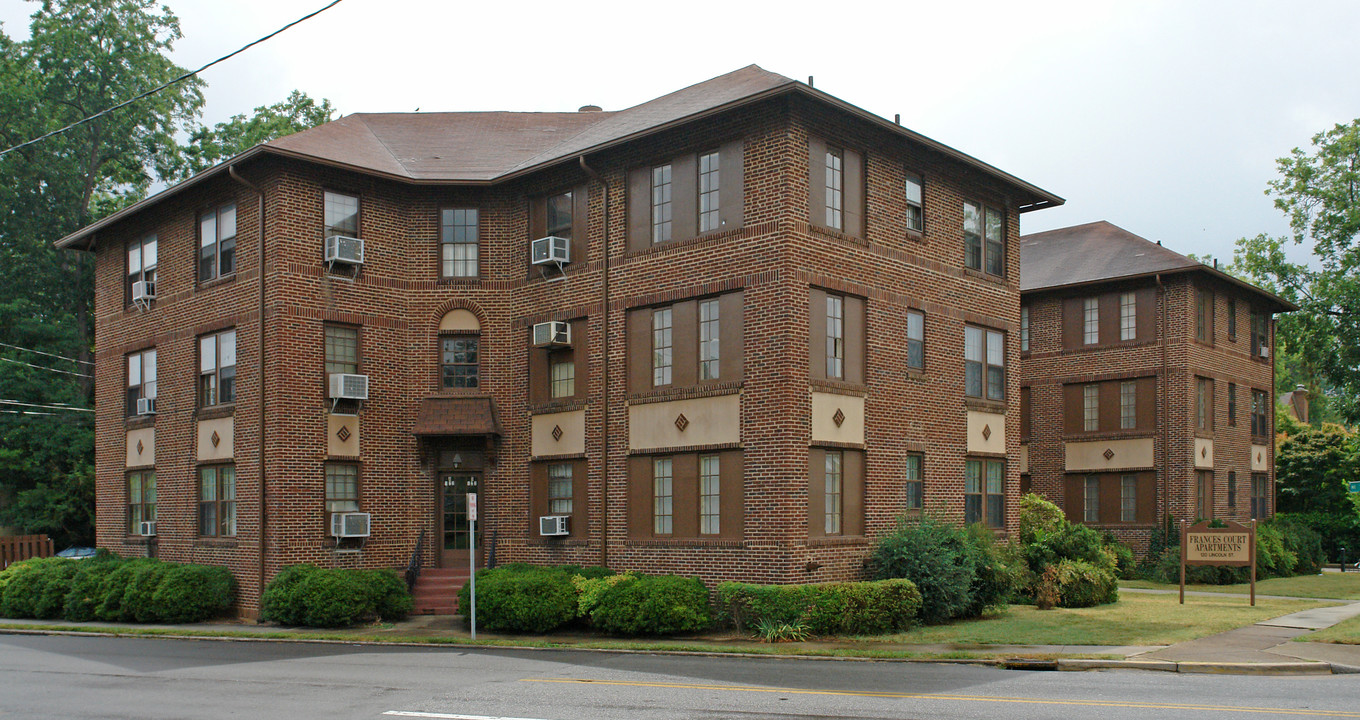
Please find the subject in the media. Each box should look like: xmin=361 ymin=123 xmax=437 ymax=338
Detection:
xmin=1298 ymin=615 xmax=1360 ymax=645
xmin=1120 ymin=574 xmax=1360 ymax=600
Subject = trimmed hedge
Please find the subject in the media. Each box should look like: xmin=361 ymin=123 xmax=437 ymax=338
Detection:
xmin=0 ymin=555 xmax=236 ymax=623
xmin=457 ymin=565 xmax=578 ymax=633
xmin=260 ymin=565 xmax=411 ymax=628
xmin=717 ymin=579 xmax=921 ymax=636
xmin=589 ymin=575 xmax=710 ymax=636
xmin=1051 ymin=559 xmax=1118 ymax=608
xmin=870 ymin=515 xmax=983 ymax=623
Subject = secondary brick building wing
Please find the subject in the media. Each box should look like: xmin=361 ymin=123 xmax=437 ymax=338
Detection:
xmin=58 ymin=66 xmax=1062 ymax=614
xmin=1019 ymin=221 xmax=1295 ymax=552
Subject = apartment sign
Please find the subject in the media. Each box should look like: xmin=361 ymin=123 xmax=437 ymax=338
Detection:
xmin=1180 ymin=519 xmax=1257 ymax=606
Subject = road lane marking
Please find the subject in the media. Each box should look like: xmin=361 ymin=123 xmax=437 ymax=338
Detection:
xmin=384 ymin=713 xmax=555 ymax=720
xmin=520 ymin=677 xmax=1360 ymax=717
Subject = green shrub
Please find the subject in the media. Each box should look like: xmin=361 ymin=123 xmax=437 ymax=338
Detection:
xmin=1019 ymin=493 xmax=1065 ymax=545
xmin=459 ymin=566 xmax=578 ymax=633
xmin=591 ymin=574 xmax=710 ymax=636
xmin=870 ymin=514 xmax=975 ymax=623
xmin=296 ymin=570 xmax=375 ymax=628
xmin=715 ymin=579 xmax=921 ymax=636
xmin=573 ymin=572 xmax=636 ymax=618
xmin=1 ymin=558 xmax=79 ymax=619
xmin=64 ymin=558 xmax=128 ymax=621
xmin=1023 ymin=522 xmax=1117 ymax=578
xmin=1053 ymin=559 xmax=1118 ymax=608
xmin=125 ymin=562 xmax=172 ymax=623
xmin=151 ymin=565 xmax=236 ymax=623
xmin=260 ymin=564 xmax=322 ymax=625
xmin=1272 ymin=515 xmax=1324 ymax=574
xmin=962 ymin=524 xmax=1022 ymax=615
xmin=94 ymin=559 xmax=155 ymax=622
xmin=358 ymin=569 xmax=413 ymax=622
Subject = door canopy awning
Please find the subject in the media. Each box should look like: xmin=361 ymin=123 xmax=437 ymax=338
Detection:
xmin=413 ymin=397 xmax=501 ymax=436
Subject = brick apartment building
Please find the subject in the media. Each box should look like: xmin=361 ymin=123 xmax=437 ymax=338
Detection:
xmin=57 ymin=66 xmax=1063 ymax=614
xmin=1019 ymin=221 xmax=1295 ymax=552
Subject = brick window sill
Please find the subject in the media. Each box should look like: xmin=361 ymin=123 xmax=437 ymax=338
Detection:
xmin=629 ymin=382 xmax=742 ymax=404
xmin=806 ymin=536 xmax=868 ymax=547
xmin=124 ymin=415 xmax=156 ymax=430
xmin=529 ymin=399 xmax=588 ymax=415
xmin=624 ymin=538 xmax=744 ymax=548
xmin=809 ymin=379 xmax=867 ymax=396
xmin=964 ymin=397 xmax=1006 ymax=413
xmin=194 ymin=539 xmax=238 ymax=549
xmin=198 ymin=273 xmax=237 ymax=292
xmin=963 ymin=267 xmax=1009 ymax=286
xmin=1061 ymin=430 xmax=1156 ymax=442
xmin=527 ymin=538 xmax=591 ymax=547
xmin=196 ymin=405 xmax=235 ymax=421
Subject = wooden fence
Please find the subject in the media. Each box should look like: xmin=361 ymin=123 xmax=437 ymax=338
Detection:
xmin=0 ymin=535 xmax=53 ymax=569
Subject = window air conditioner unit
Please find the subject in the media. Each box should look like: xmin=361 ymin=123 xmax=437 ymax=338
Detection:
xmin=136 ymin=397 xmax=157 ymax=415
xmin=531 ymin=236 xmax=570 ymax=266
xmin=1259 ymin=346 xmax=1271 ymax=359
xmin=324 ymin=235 xmax=365 ymax=265
xmin=539 ymin=515 xmax=570 ymax=536
xmin=532 ymin=321 xmax=572 ymax=348
xmin=139 ymin=521 xmax=157 ymax=537
xmin=329 ymin=373 xmax=369 ymax=401
xmin=131 ymin=280 xmax=156 ymax=303
xmin=331 ymin=512 xmax=371 ymax=538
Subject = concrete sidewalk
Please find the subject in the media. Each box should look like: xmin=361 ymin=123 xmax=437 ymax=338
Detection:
xmin=1134 ymin=598 xmax=1360 ymax=673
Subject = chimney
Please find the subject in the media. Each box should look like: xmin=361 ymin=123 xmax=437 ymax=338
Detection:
xmin=578 ymin=105 xmax=603 ymax=113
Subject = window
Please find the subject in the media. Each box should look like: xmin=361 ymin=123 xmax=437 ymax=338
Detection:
xmin=441 ymin=336 xmax=479 ymax=389
xmin=699 ymin=454 xmax=720 ymax=535
xmin=1084 ymin=475 xmax=1099 ymax=523
xmin=1083 ymin=297 xmax=1099 ymax=345
xmin=651 ymin=164 xmax=673 ymax=243
xmin=1120 ymin=475 xmax=1137 ymax=523
xmin=1251 ymin=311 xmax=1270 ymax=358
xmin=1196 ymin=288 xmax=1214 ymax=343
xmin=1228 ymin=382 xmax=1237 ymax=426
xmin=653 ymin=458 xmax=673 ymax=535
xmin=904 ymin=454 xmax=923 ymax=511
xmin=1251 ymin=473 xmax=1269 ymax=519
xmin=1197 ymin=470 xmax=1214 ymax=520
xmin=904 ymin=172 xmax=924 ymax=232
xmin=826 ymin=294 xmax=845 ymax=380
xmin=1083 ymin=384 xmax=1099 ymax=431
xmin=964 ymin=202 xmax=1005 ymax=275
xmin=126 ymin=234 xmax=157 ymax=303
xmin=1020 ymin=306 xmax=1030 ymax=352
xmin=964 ymin=326 xmax=1005 ymax=401
xmin=199 ymin=464 xmax=236 ymax=537
xmin=699 ymin=299 xmax=720 ymax=380
xmin=199 ymin=204 xmax=237 ymax=281
xmin=698 ymin=151 xmax=720 ymax=233
xmin=1227 ymin=298 xmax=1237 ymax=340
xmin=126 ymin=349 xmax=157 ymax=417
xmin=326 ymin=464 xmax=359 ymax=523
xmin=547 ymin=191 xmax=573 ymax=240
xmin=547 ymin=463 xmax=573 ymax=514
xmin=128 ymin=471 xmax=156 ymax=534
xmin=1120 ymin=292 xmax=1136 ymax=341
xmin=1120 ymin=381 xmax=1136 ymax=430
xmin=1251 ymin=389 xmax=1269 ymax=437
xmin=550 ymin=355 xmax=575 ymax=398
xmin=824 ymin=450 xmax=843 ymax=534
xmin=1196 ymin=377 xmax=1213 ymax=431
xmin=323 ymin=191 xmax=359 ymax=238
xmin=824 ymin=147 xmax=844 ymax=231
xmin=652 ymin=307 xmax=673 ymax=386
xmin=1228 ymin=470 xmax=1237 ymax=509
xmin=906 ymin=310 xmax=925 ymax=371
xmin=440 ymin=208 xmax=478 ymax=278
xmin=324 ymin=325 xmax=358 ymax=375
xmin=199 ymin=329 xmax=237 ymax=407
xmin=966 ymin=459 xmax=1005 ymax=527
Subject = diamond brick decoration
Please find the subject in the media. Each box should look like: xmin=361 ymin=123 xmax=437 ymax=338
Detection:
xmin=833 ymin=408 xmax=846 ymax=427
xmin=1202 ymin=446 xmax=1208 ymax=458
xmin=981 ymin=424 xmax=991 ymax=441
xmin=552 ymin=424 xmax=563 ymax=441
xmin=211 ymin=430 xmax=222 ymax=447
xmin=1257 ymin=451 xmax=1263 ymax=464
xmin=675 ymin=413 xmax=689 ymax=432
xmin=336 ymin=425 xmax=351 ymax=442
xmin=1103 ymin=448 xmax=1115 ymax=461
xmin=136 ymin=439 xmax=144 ymax=455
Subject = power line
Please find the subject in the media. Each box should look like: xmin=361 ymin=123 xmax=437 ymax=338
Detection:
xmin=0 ymin=0 xmax=347 ymax=160
xmin=0 ymin=341 xmax=94 ymax=366
xmin=0 ymin=357 xmax=92 ymax=379
xmin=0 ymin=399 xmax=93 ymax=413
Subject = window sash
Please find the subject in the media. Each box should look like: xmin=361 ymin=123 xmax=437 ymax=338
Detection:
xmin=1020 ymin=306 xmax=1030 ymax=352
xmin=904 ymin=173 xmax=924 ymax=232
xmin=324 ymin=326 xmax=359 ymax=375
xmin=651 ymin=164 xmax=673 ymax=243
xmin=325 ymin=464 xmax=360 ymax=513
xmin=825 ymin=148 xmax=844 ymax=230
xmin=199 ymin=465 xmax=236 ymax=537
xmin=963 ymin=201 xmax=982 ymax=270
xmin=966 ymin=459 xmax=1004 ymax=526
xmin=199 ymin=205 xmax=237 ymax=281
xmin=984 ymin=207 xmax=1004 ymax=276
xmin=1083 ymin=384 xmax=1099 ymax=431
xmin=128 ymin=471 xmax=156 ymax=533
xmin=652 ymin=308 xmax=673 ymax=386
xmin=547 ymin=463 xmax=573 ymax=514
xmin=441 ymin=336 xmax=479 ymax=389
xmin=550 ymin=357 xmax=575 ymax=398
xmin=1197 ymin=378 xmax=1211 ymax=430
xmin=1120 ymin=381 xmax=1136 ymax=429
xmin=906 ymin=310 xmax=924 ymax=371
xmin=824 ymin=451 xmax=842 ymax=534
xmin=904 ymin=454 xmax=923 ymax=510
xmin=440 ymin=208 xmax=478 ymax=277
xmin=324 ymin=192 xmax=359 ymax=238
xmin=1084 ymin=476 xmax=1100 ymax=523
xmin=699 ymin=299 xmax=720 ymax=380
xmin=1120 ymin=292 xmax=1136 ymax=340
xmin=547 ymin=192 xmax=573 ymax=239
xmin=826 ymin=295 xmax=844 ymax=380
xmin=653 ymin=458 xmax=673 ymax=535
xmin=699 ymin=454 xmax=720 ymax=535
xmin=1121 ymin=475 xmax=1137 ymax=522
xmin=1083 ymin=297 xmax=1099 ymax=344
xmin=200 ymin=330 xmax=236 ymax=406
xmin=698 ymin=152 xmax=720 ymax=233
xmin=985 ymin=330 xmax=1005 ymax=401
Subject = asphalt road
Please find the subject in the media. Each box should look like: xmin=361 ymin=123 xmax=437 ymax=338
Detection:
xmin=2 ymin=633 xmax=1358 ymax=720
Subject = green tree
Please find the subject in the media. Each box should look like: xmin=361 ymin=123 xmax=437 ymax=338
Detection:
xmin=1234 ymin=120 xmax=1360 ymax=422
xmin=1274 ymin=423 xmax=1360 ymax=559
xmin=173 ymin=89 xmax=335 ymax=180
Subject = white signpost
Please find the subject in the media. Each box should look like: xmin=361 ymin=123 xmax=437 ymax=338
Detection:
xmin=468 ymin=492 xmax=477 ymax=639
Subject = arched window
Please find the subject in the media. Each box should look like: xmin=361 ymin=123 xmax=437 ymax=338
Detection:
xmin=439 ymin=309 xmax=480 ymax=389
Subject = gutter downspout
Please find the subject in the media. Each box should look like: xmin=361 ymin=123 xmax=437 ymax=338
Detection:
xmin=579 ymin=155 xmax=609 ymax=568
xmin=1156 ymin=274 xmax=1169 ymax=528
xmin=229 ymin=165 xmax=268 ymax=609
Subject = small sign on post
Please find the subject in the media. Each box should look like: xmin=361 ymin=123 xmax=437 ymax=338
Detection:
xmin=468 ymin=492 xmax=477 ymax=639
xmin=1181 ymin=519 xmax=1257 ymax=606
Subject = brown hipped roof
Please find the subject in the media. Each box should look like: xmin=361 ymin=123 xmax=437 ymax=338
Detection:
xmin=57 ymin=64 xmax=1062 ymax=249
xmin=413 ymin=397 xmax=500 ymax=437
xmin=1020 ymin=220 xmax=1296 ymax=311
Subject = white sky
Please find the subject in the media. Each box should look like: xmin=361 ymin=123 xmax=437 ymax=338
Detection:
xmin=4 ymin=0 xmax=1359 ymax=264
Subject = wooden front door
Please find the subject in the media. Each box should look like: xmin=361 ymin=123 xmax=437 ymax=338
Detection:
xmin=440 ymin=472 xmax=481 ymax=567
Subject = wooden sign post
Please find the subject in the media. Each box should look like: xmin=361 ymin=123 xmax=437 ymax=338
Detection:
xmin=1181 ymin=519 xmax=1256 ymax=606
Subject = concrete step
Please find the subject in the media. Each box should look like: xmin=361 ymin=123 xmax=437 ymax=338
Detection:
xmin=409 ymin=568 xmax=468 ymax=616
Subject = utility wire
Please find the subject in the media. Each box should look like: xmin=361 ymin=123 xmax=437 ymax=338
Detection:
xmin=0 ymin=357 xmax=93 ymax=378
xmin=0 ymin=341 xmax=94 ymax=366
xmin=0 ymin=399 xmax=94 ymax=413
xmin=0 ymin=0 xmax=347 ymax=160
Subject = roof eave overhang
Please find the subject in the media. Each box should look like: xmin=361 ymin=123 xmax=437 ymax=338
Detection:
xmin=1022 ymin=265 xmax=1299 ymax=312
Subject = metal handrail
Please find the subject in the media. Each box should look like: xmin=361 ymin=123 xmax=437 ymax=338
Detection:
xmin=405 ymin=528 xmax=427 ymax=590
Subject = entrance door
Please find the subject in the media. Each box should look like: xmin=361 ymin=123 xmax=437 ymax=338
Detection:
xmin=440 ymin=472 xmax=481 ymax=567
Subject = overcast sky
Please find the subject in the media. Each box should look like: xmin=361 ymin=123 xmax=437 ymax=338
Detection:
xmin=4 ymin=0 xmax=1358 ymax=264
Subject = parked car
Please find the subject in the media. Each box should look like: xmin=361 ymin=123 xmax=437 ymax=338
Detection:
xmin=55 ymin=546 xmax=96 ymax=560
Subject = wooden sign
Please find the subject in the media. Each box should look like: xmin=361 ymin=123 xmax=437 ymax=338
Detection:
xmin=1181 ymin=519 xmax=1256 ymax=605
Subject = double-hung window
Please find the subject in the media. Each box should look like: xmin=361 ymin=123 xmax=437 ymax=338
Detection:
xmin=440 ymin=208 xmax=478 ymax=278
xmin=1251 ymin=389 xmax=1269 ymax=437
xmin=964 ymin=202 xmax=1006 ymax=275
xmin=826 ymin=294 xmax=845 ymax=380
xmin=1120 ymin=292 xmax=1136 ymax=340
xmin=442 ymin=336 xmax=478 ymax=389
xmin=1197 ymin=288 xmax=1214 ymax=343
xmin=904 ymin=173 xmax=924 ymax=232
xmin=1020 ymin=306 xmax=1030 ymax=352
xmin=1197 ymin=377 xmax=1213 ymax=431
xmin=1083 ymin=384 xmax=1099 ymax=431
xmin=199 ymin=329 xmax=236 ymax=407
xmin=1121 ymin=475 xmax=1138 ymax=523
xmin=1120 ymin=381 xmax=1136 ymax=430
xmin=1251 ymin=473 xmax=1269 ymax=519
xmin=1083 ymin=297 xmax=1099 ymax=344
xmin=651 ymin=164 xmax=673 ymax=243
xmin=964 ymin=326 xmax=1005 ymax=401
xmin=325 ymin=464 xmax=359 ymax=523
xmin=199 ymin=204 xmax=236 ymax=281
xmin=126 ymin=234 xmax=157 ymax=303
xmin=965 ymin=459 xmax=1005 ymax=527
xmin=128 ymin=471 xmax=156 ymax=534
xmin=653 ymin=457 xmax=673 ymax=535
xmin=904 ymin=454 xmax=923 ymax=511
xmin=324 ymin=191 xmax=359 ymax=239
xmin=698 ymin=151 xmax=720 ymax=233
xmin=906 ymin=310 xmax=925 ymax=371
xmin=1227 ymin=298 xmax=1237 ymax=340
xmin=1250 ymin=311 xmax=1270 ymax=358
xmin=824 ymin=450 xmax=843 ymax=534
xmin=325 ymin=325 xmax=358 ymax=375
xmin=199 ymin=464 xmax=236 ymax=537
xmin=547 ymin=191 xmax=573 ymax=241
xmin=652 ymin=307 xmax=673 ymax=386
xmin=698 ymin=299 xmax=720 ymax=380
xmin=548 ymin=463 xmax=573 ymax=514
xmin=126 ymin=349 xmax=156 ymax=416
xmin=699 ymin=454 xmax=720 ymax=535
xmin=1227 ymin=383 xmax=1237 ymax=426
xmin=550 ymin=354 xmax=575 ymax=398
xmin=824 ymin=147 xmax=844 ymax=231
xmin=1084 ymin=475 xmax=1100 ymax=523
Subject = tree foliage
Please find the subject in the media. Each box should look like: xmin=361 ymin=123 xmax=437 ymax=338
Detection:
xmin=173 ymin=90 xmax=335 ymax=181
xmin=1234 ymin=120 xmax=1360 ymax=422
xmin=1274 ymin=423 xmax=1360 ymax=559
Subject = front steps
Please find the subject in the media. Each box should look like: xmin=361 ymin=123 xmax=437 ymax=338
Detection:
xmin=411 ymin=567 xmax=469 ymax=615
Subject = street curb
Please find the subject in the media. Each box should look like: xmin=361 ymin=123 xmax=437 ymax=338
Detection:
xmin=1175 ymin=661 xmax=1333 ymax=675
xmin=1058 ymin=659 xmax=1178 ymax=672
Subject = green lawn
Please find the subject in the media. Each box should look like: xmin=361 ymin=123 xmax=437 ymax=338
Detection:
xmin=1300 ymin=614 xmax=1360 ymax=645
xmin=1121 ymin=573 xmax=1360 ymax=600
xmin=867 ymin=592 xmax=1337 ymax=647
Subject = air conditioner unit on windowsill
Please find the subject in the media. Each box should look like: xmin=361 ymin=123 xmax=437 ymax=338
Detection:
xmin=136 ymin=397 xmax=157 ymax=415
xmin=531 ymin=236 xmax=570 ymax=266
xmin=538 ymin=515 xmax=569 ymax=536
xmin=139 ymin=521 xmax=157 ymax=537
xmin=532 ymin=321 xmax=572 ymax=348
xmin=324 ymin=235 xmax=365 ymax=265
xmin=331 ymin=512 xmax=371 ymax=538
